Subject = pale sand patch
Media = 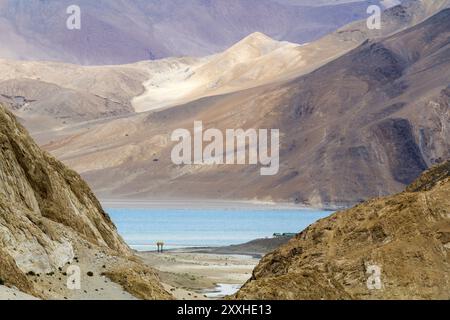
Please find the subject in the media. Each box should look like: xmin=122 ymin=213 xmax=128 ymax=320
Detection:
xmin=0 ymin=285 xmax=39 ymax=300
xmin=131 ymin=33 xmax=304 ymax=113
xmin=139 ymin=252 xmax=259 ymax=300
xmin=26 ymin=246 xmax=138 ymax=300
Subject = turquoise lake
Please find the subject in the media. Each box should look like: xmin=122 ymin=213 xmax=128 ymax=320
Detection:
xmin=107 ymin=208 xmax=332 ymax=251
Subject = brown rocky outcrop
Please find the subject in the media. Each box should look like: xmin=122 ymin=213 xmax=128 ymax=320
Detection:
xmin=236 ymin=161 xmax=450 ymax=300
xmin=0 ymin=103 xmax=170 ymax=299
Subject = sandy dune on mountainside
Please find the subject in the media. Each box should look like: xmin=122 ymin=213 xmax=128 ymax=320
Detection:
xmin=132 ymin=32 xmax=307 ymax=112
xmin=0 ymin=30 xmax=357 ymax=133
xmin=131 ymin=0 xmax=450 ymax=113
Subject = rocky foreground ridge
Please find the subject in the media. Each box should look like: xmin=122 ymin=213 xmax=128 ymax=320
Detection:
xmin=0 ymin=104 xmax=170 ymax=299
xmin=236 ymin=160 xmax=450 ymax=299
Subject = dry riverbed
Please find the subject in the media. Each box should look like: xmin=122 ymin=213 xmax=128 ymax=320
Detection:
xmin=139 ymin=251 xmax=259 ymax=300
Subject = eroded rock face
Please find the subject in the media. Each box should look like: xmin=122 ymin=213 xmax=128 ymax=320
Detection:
xmin=236 ymin=161 xmax=450 ymax=300
xmin=0 ymin=104 xmax=129 ymax=274
xmin=0 ymin=104 xmax=170 ymax=299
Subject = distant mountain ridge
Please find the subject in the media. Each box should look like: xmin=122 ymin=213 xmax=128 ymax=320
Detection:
xmin=0 ymin=0 xmax=377 ymax=64
xmin=0 ymin=1 xmax=449 ymax=209
xmin=39 ymin=7 xmax=450 ymax=208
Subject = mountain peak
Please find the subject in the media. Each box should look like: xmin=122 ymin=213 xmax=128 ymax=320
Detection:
xmin=241 ymin=32 xmax=276 ymax=43
xmin=226 ymin=32 xmax=294 ymax=57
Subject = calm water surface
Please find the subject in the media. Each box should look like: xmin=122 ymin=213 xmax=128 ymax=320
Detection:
xmin=107 ymin=208 xmax=332 ymax=251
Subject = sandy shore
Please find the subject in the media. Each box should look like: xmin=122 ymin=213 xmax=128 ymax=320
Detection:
xmin=139 ymin=251 xmax=259 ymax=300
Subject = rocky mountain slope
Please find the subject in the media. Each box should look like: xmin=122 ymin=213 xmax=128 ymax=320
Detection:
xmin=43 ymin=8 xmax=450 ymax=207
xmin=0 ymin=103 xmax=170 ymax=299
xmin=0 ymin=25 xmax=368 ymax=138
xmin=0 ymin=59 xmax=153 ymax=143
xmin=0 ymin=33 xmax=307 ymax=138
xmin=235 ymin=160 xmax=450 ymax=299
xmin=0 ymin=0 xmax=376 ymax=64
xmin=1 ymin=1 xmax=447 ymax=130
xmin=131 ymin=33 xmax=308 ymax=112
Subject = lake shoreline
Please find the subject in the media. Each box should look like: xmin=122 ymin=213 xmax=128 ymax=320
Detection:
xmin=138 ymin=235 xmax=295 ymax=258
xmin=145 ymin=247 xmax=265 ymax=259
xmin=137 ymin=234 xmax=293 ymax=299
xmin=102 ymin=203 xmax=336 ymax=300
xmin=107 ymin=207 xmax=333 ymax=252
xmin=101 ymin=198 xmax=340 ymax=211
xmin=106 ymin=203 xmax=334 ymax=299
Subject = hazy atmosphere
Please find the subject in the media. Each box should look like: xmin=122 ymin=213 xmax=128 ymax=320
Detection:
xmin=0 ymin=0 xmax=449 ymax=305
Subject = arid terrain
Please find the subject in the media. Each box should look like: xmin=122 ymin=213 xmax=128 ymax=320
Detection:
xmin=137 ymin=236 xmax=292 ymax=300
xmin=140 ymin=252 xmax=259 ymax=300
xmin=0 ymin=103 xmax=171 ymax=300
xmin=27 ymin=3 xmax=449 ymax=208
xmin=236 ymin=160 xmax=450 ymax=299
xmin=0 ymin=0 xmax=450 ymax=302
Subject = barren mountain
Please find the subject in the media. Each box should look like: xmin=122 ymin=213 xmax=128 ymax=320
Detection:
xmin=0 ymin=28 xmax=363 ymax=121
xmin=132 ymin=33 xmax=309 ymax=112
xmin=2 ymin=1 xmax=448 ymax=129
xmin=0 ymin=59 xmax=150 ymax=138
xmin=0 ymin=103 xmax=170 ymax=299
xmin=0 ymin=30 xmax=360 ymax=133
xmin=1 ymin=1 xmax=448 ymax=207
xmin=235 ymin=160 xmax=450 ymax=300
xmin=132 ymin=0 xmax=450 ymax=112
xmin=43 ymin=8 xmax=450 ymax=208
xmin=274 ymin=0 xmax=371 ymax=6
xmin=0 ymin=0 xmax=376 ymax=65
